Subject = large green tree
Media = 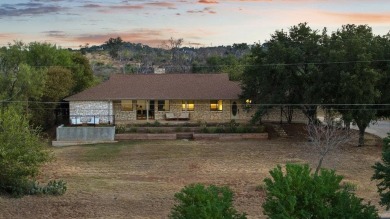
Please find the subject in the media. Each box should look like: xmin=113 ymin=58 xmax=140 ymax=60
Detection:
xmin=0 ymin=41 xmax=96 ymax=130
xmin=325 ymin=25 xmax=381 ymax=146
xmin=242 ymin=23 xmax=325 ymax=123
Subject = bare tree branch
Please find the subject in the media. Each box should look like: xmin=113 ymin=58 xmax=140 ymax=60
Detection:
xmin=307 ymin=123 xmax=352 ymax=175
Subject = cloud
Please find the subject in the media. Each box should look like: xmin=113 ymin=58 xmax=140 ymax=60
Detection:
xmin=321 ymin=11 xmax=390 ymax=23
xmin=0 ymin=3 xmax=66 ymax=17
xmin=187 ymin=7 xmax=216 ymax=14
xmin=60 ymin=27 xmax=211 ymax=48
xmin=199 ymin=0 xmax=218 ymax=3
xmin=67 ymin=29 xmax=172 ymax=47
xmin=81 ymin=4 xmax=102 ymax=8
xmin=43 ymin=30 xmax=67 ymax=38
xmin=145 ymin=2 xmax=176 ymax=8
xmin=84 ymin=2 xmax=177 ymax=14
xmin=0 ymin=33 xmax=19 ymax=41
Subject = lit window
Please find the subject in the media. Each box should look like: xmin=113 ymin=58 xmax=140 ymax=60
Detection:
xmin=121 ymin=100 xmax=134 ymax=111
xmin=210 ymin=100 xmax=223 ymax=111
xmin=245 ymin=99 xmax=252 ymax=109
xmin=182 ymin=100 xmax=194 ymax=111
xmin=158 ymin=100 xmax=170 ymax=111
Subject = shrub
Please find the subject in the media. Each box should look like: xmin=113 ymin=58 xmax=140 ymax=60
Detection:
xmin=129 ymin=127 xmax=138 ymax=133
xmin=263 ymin=163 xmax=378 ymax=219
xmin=0 ymin=106 xmax=53 ymax=197
xmin=115 ymin=125 xmax=126 ymax=134
xmin=152 ymin=120 xmax=161 ymax=127
xmin=29 ymin=180 xmax=67 ymax=196
xmin=175 ymin=126 xmax=183 ymax=132
xmin=372 ymin=133 xmax=390 ymax=209
xmin=227 ymin=120 xmax=239 ymax=133
xmin=201 ymin=127 xmax=209 ymax=133
xmin=169 ymin=183 xmax=247 ymax=219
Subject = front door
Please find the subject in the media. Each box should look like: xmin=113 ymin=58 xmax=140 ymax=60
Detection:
xmin=136 ymin=100 xmax=155 ymax=120
xmin=136 ymin=100 xmax=147 ymax=120
xmin=231 ymin=101 xmax=239 ymax=120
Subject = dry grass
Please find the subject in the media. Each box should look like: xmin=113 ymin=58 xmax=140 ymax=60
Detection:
xmin=0 ymin=132 xmax=384 ymax=219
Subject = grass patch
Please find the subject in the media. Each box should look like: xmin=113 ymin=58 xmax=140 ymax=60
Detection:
xmin=81 ymin=141 xmax=135 ymax=162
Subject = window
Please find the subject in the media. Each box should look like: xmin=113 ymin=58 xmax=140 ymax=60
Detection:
xmin=121 ymin=100 xmax=134 ymax=111
xmin=158 ymin=100 xmax=170 ymax=111
xmin=210 ymin=100 xmax=223 ymax=111
xmin=182 ymin=100 xmax=194 ymax=111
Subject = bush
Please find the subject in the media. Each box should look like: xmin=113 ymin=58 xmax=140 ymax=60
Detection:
xmin=372 ymin=133 xmax=390 ymax=209
xmin=0 ymin=106 xmax=53 ymax=197
xmin=129 ymin=127 xmax=138 ymax=133
xmin=263 ymin=163 xmax=378 ymax=219
xmin=115 ymin=125 xmax=126 ymax=134
xmin=29 ymin=180 xmax=67 ymax=196
xmin=169 ymin=183 xmax=247 ymax=219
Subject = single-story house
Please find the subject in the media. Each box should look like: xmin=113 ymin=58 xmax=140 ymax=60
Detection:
xmin=64 ymin=73 xmax=258 ymax=125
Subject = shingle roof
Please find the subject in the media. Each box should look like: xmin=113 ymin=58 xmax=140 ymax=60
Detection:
xmin=64 ymin=73 xmax=242 ymax=101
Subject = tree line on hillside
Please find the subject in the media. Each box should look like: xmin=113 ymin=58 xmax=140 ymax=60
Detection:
xmin=81 ymin=36 xmax=251 ymax=80
xmin=241 ymin=23 xmax=390 ymax=146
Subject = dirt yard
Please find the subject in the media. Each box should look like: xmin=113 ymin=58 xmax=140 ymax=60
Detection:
xmin=0 ymin=129 xmax=384 ymax=219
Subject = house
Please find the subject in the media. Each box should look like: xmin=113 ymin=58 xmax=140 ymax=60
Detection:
xmin=64 ymin=73 xmax=255 ymax=125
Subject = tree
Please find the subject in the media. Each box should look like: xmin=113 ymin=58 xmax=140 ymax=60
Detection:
xmin=307 ymin=123 xmax=351 ymax=175
xmin=31 ymin=66 xmax=74 ymax=129
xmin=0 ymin=106 xmax=51 ymax=196
xmin=263 ymin=164 xmax=378 ymax=218
xmin=70 ymin=52 xmax=96 ymax=94
xmin=104 ymin=37 xmax=124 ymax=60
xmin=372 ymin=133 xmax=390 ymax=209
xmin=163 ymin=37 xmax=191 ymax=73
xmin=25 ymin=42 xmax=72 ymax=68
xmin=325 ymin=25 xmax=381 ymax=146
xmin=192 ymin=55 xmax=247 ymax=81
xmin=241 ymin=23 xmax=325 ymax=124
xmin=372 ymin=33 xmax=390 ymax=118
xmin=0 ymin=41 xmax=96 ymax=130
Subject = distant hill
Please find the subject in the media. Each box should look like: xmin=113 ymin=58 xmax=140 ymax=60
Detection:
xmin=80 ymin=40 xmax=251 ymax=80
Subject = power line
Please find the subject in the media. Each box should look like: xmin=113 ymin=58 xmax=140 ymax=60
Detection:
xmin=0 ymin=59 xmax=389 ymax=69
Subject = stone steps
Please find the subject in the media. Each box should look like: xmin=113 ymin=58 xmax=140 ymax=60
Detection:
xmin=272 ymin=124 xmax=288 ymax=137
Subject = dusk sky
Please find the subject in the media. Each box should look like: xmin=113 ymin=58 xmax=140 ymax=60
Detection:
xmin=0 ymin=0 xmax=389 ymax=49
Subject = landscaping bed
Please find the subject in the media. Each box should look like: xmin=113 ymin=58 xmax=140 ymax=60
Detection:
xmin=115 ymin=121 xmax=268 ymax=140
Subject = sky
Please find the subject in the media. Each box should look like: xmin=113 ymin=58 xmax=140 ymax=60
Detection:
xmin=0 ymin=0 xmax=389 ymax=49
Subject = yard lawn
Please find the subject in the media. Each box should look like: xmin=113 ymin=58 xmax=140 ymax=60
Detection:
xmin=0 ymin=134 xmax=384 ymax=219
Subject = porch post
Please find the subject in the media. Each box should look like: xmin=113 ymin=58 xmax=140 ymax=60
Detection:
xmin=146 ymin=100 xmax=149 ymax=121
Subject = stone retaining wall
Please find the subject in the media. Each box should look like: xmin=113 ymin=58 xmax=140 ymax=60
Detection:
xmin=115 ymin=132 xmax=268 ymax=140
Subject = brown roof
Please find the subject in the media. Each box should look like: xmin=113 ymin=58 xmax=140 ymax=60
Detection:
xmin=65 ymin=73 xmax=242 ymax=101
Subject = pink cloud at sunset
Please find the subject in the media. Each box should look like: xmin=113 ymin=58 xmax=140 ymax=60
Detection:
xmin=199 ymin=0 xmax=219 ymax=4
xmin=321 ymin=11 xmax=390 ymax=24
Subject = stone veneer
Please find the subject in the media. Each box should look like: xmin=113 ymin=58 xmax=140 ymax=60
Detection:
xmin=113 ymin=100 xmax=255 ymax=124
xmin=71 ymin=100 xmax=308 ymax=125
xmin=69 ymin=101 xmax=114 ymax=124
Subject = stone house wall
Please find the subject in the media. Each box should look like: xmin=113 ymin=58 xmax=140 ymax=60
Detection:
xmin=69 ymin=101 xmax=114 ymax=124
xmin=71 ymin=100 xmax=307 ymax=125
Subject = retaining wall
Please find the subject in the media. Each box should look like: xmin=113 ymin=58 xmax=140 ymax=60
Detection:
xmin=55 ymin=125 xmax=116 ymax=142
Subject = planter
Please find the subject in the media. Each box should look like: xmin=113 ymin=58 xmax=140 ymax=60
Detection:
xmin=115 ymin=132 xmax=268 ymax=140
xmin=116 ymin=133 xmax=177 ymax=140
